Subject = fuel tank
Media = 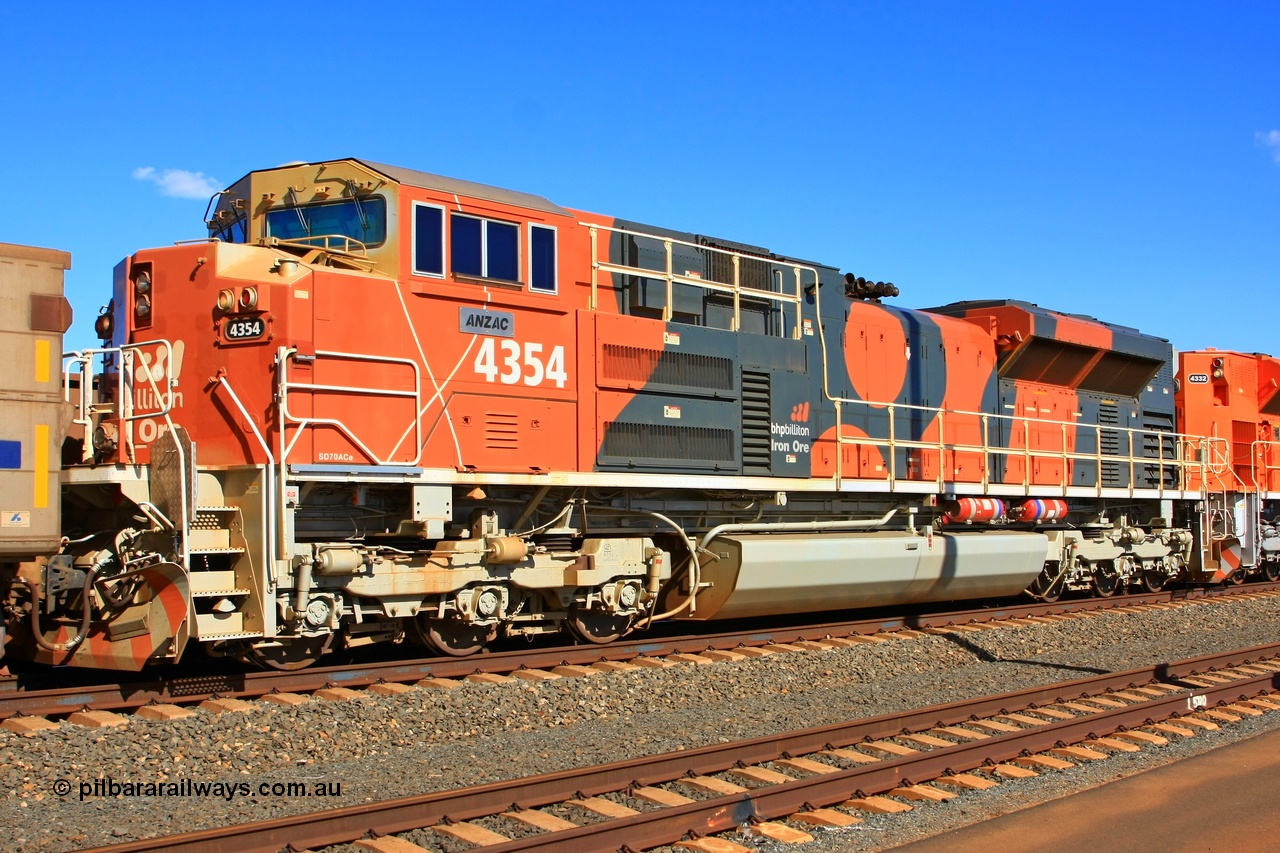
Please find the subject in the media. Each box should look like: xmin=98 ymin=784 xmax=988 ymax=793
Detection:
xmin=673 ymin=530 xmax=1049 ymax=620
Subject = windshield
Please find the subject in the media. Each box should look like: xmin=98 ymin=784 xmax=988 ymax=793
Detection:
xmin=210 ymin=215 xmax=247 ymax=243
xmin=265 ymin=196 xmax=387 ymax=247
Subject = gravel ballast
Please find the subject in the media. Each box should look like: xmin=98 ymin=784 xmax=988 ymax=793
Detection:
xmin=4 ymin=594 xmax=1280 ymax=852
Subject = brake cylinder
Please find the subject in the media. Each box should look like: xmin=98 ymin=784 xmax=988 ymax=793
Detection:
xmin=486 ymin=536 xmax=529 ymax=564
xmin=315 ymin=548 xmax=365 ymax=575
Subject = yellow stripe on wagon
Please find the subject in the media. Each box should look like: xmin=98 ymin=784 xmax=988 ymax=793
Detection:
xmin=34 ymin=424 xmax=49 ymax=508
xmin=34 ymin=339 xmax=50 ymax=383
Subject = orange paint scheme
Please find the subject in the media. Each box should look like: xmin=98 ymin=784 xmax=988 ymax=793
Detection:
xmin=812 ymin=423 xmax=889 ymax=480
xmin=587 ymin=311 xmax=673 ymax=469
xmin=1177 ymin=350 xmax=1280 ymax=493
xmin=20 ymin=562 xmax=188 ymax=669
xmin=844 ymin=301 xmax=908 ymax=405
xmin=913 ymin=314 xmax=996 ymax=485
xmin=1045 ymin=311 xmax=1114 ymax=350
xmin=1001 ymin=382 xmax=1078 ymax=486
xmin=119 ymin=188 xmax=679 ymax=477
xmin=948 ymin=304 xmax=1116 ymax=389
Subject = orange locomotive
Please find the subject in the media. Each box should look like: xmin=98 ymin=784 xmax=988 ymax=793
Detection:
xmin=1175 ymin=350 xmax=1280 ymax=581
xmin=0 ymin=159 xmax=1261 ymax=669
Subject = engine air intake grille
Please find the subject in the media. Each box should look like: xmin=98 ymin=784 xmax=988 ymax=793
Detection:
xmin=1140 ymin=408 xmax=1177 ymax=488
xmin=601 ymin=344 xmax=734 ymax=392
xmin=742 ymin=370 xmax=772 ymax=475
xmin=1099 ymin=402 xmax=1121 ymax=485
xmin=601 ymin=421 xmax=735 ymax=463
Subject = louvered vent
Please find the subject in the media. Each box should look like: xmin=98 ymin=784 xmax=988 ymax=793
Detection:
xmin=1099 ymin=402 xmax=1122 ymax=485
xmin=1233 ymin=420 xmax=1256 ymax=466
xmin=485 ymin=412 xmax=519 ymax=452
xmin=1231 ymin=360 xmax=1257 ymax=395
xmin=601 ymin=344 xmax=734 ymax=392
xmin=742 ymin=371 xmax=772 ymax=475
xmin=704 ymin=251 xmax=772 ymax=291
xmin=601 ymin=422 xmax=735 ymax=463
xmin=1140 ymin=408 xmax=1177 ymax=488
xmin=1150 ymin=360 xmax=1174 ymax=392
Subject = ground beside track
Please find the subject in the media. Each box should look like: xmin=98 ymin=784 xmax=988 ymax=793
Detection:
xmin=875 ymin=715 xmax=1280 ymax=853
xmin=4 ymin=594 xmax=1280 ymax=852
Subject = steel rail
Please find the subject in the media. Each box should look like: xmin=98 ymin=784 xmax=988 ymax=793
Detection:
xmin=2 ymin=582 xmax=1275 ymax=720
xmin=77 ymin=642 xmax=1280 ymax=853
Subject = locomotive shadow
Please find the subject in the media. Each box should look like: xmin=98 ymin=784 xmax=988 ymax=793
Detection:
xmin=930 ymin=628 xmax=1112 ymax=676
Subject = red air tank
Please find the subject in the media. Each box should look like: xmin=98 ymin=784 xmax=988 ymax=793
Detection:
xmin=942 ymin=497 xmax=1005 ymax=523
xmin=1012 ymin=499 xmax=1069 ymax=521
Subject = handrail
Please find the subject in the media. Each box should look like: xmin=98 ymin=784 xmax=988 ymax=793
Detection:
xmin=824 ymin=391 xmax=1222 ymax=494
xmin=63 ymin=340 xmax=191 ymax=568
xmin=579 ymin=221 xmax=813 ymax=340
xmin=215 ymin=374 xmax=279 ymax=579
xmin=1249 ymin=439 xmax=1280 ymax=498
xmin=259 ymin=234 xmax=369 ymax=256
xmin=276 ymin=347 xmax=424 ymax=470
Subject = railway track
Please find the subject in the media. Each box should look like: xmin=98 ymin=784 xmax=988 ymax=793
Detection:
xmin=4 ymin=583 xmax=1276 ymax=723
xmin=76 ymin=642 xmax=1280 ymax=853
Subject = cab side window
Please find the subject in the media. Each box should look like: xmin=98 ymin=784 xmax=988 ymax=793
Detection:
xmin=452 ymin=214 xmax=519 ymax=282
xmin=530 ymin=224 xmax=556 ymax=293
xmin=410 ymin=200 xmax=558 ymax=294
xmin=413 ymin=203 xmax=445 ymax=277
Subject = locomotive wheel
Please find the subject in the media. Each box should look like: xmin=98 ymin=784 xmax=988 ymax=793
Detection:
xmin=1140 ymin=569 xmax=1167 ymax=592
xmin=410 ymin=615 xmax=494 ymax=657
xmin=1028 ymin=570 xmax=1065 ymax=603
xmin=246 ymin=634 xmax=333 ymax=671
xmin=565 ymin=607 xmax=633 ymax=645
xmin=1264 ymin=562 xmax=1280 ymax=582
xmin=1091 ymin=568 xmax=1119 ymax=597
xmin=1227 ymin=567 xmax=1248 ymax=585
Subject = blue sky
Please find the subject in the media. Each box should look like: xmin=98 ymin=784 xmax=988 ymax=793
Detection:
xmin=3 ymin=2 xmax=1278 ymax=355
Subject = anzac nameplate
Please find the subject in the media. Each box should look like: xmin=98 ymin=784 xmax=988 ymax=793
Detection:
xmin=460 ymin=308 xmax=514 ymax=338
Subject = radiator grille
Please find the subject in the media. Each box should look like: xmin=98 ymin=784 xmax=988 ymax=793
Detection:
xmin=1099 ymin=402 xmax=1122 ymax=485
xmin=1140 ymin=408 xmax=1177 ymax=487
xmin=601 ymin=421 xmax=735 ymax=463
xmin=742 ymin=371 xmax=772 ymax=475
xmin=601 ymin=344 xmax=734 ymax=392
